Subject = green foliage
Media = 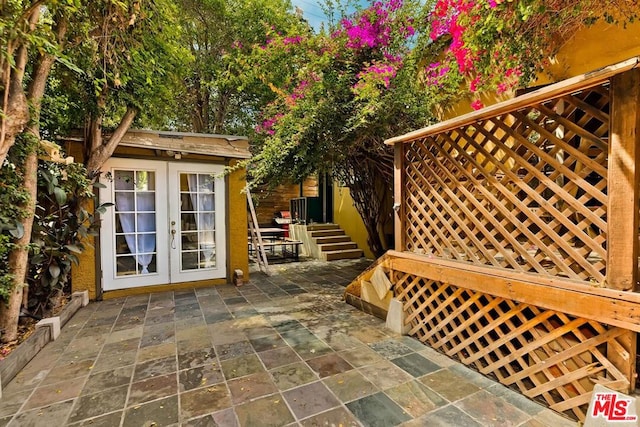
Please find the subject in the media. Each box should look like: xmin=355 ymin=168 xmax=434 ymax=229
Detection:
xmin=41 ymin=0 xmax=190 ymax=137
xmin=0 ymin=234 xmax=13 ymax=302
xmin=0 ymin=134 xmax=39 ymax=302
xmin=170 ymin=0 xmax=307 ymax=135
xmin=247 ymin=0 xmax=430 ymax=187
xmin=241 ymin=0 xmax=432 ymax=254
xmin=28 ymin=161 xmax=107 ymax=315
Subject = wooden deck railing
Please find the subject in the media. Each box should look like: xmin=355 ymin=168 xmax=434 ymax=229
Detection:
xmin=387 ymin=58 xmax=640 ymax=290
xmin=382 ymin=58 xmax=640 ymax=421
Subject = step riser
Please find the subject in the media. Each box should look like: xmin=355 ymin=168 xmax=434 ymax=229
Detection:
xmin=310 ymin=230 xmax=345 ymax=238
xmin=306 ymin=224 xmax=340 ymax=231
xmin=322 ymin=250 xmax=363 ymax=261
xmin=314 ymin=236 xmax=351 ymax=244
xmin=319 ymin=243 xmax=358 ymax=252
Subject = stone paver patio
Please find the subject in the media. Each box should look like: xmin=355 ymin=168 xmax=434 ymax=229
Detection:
xmin=0 ymin=259 xmax=576 ymax=426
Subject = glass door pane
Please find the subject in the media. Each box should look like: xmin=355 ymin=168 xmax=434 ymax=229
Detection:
xmin=179 ymin=173 xmax=216 ymax=271
xmin=113 ymin=170 xmax=158 ymax=276
xmin=169 ymin=162 xmax=226 ymax=282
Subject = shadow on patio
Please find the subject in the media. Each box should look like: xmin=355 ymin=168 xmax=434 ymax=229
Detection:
xmin=0 ymin=259 xmax=573 ymax=426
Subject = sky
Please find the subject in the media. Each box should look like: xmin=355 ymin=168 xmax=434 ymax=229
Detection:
xmin=290 ymin=0 xmax=331 ymax=29
xmin=290 ymin=0 xmax=367 ymax=30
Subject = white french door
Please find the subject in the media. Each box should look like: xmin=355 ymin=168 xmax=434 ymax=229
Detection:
xmin=168 ymin=163 xmax=226 ymax=283
xmin=100 ymin=159 xmax=226 ymax=291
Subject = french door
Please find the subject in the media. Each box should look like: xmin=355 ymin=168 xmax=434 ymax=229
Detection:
xmin=100 ymin=159 xmax=226 ymax=291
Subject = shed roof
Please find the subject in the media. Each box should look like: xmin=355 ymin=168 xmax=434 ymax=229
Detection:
xmin=65 ymin=129 xmax=252 ymax=159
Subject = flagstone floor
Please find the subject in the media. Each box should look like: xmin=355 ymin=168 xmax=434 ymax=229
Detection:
xmin=0 ymin=259 xmax=576 ymax=426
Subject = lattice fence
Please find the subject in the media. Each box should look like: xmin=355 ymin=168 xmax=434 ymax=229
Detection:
xmin=401 ymin=84 xmax=609 ymax=283
xmin=394 ymin=270 xmax=630 ymax=422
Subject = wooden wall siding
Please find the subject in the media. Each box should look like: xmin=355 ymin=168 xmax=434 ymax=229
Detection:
xmin=392 ymin=266 xmax=630 ymax=422
xmin=401 ymin=85 xmax=610 ymax=283
xmin=253 ymin=178 xmax=319 ymax=225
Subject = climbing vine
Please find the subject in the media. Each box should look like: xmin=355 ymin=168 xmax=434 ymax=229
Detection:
xmin=420 ymin=0 xmax=640 ymax=108
xmin=0 ymin=134 xmax=38 ymax=302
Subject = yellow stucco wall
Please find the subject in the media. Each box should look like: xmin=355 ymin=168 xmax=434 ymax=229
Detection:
xmin=538 ymin=20 xmax=640 ymax=85
xmin=227 ymin=161 xmax=249 ymax=281
xmin=71 ymin=209 xmax=97 ymax=300
xmin=333 ymin=184 xmax=375 ymax=259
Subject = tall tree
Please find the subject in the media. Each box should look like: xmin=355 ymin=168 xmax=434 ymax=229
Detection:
xmin=247 ymin=0 xmax=431 ymax=255
xmin=173 ymin=0 xmax=306 ymax=136
xmin=0 ymin=3 xmax=71 ymax=342
xmin=43 ymin=0 xmax=188 ymax=177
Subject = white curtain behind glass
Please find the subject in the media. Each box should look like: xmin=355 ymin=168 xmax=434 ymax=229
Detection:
xmin=115 ymin=172 xmax=156 ymax=274
xmin=187 ymin=174 xmax=215 ymax=267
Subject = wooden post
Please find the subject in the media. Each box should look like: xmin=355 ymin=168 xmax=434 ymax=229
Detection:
xmin=608 ymin=68 xmax=640 ymax=392
xmin=607 ymin=69 xmax=640 ymax=291
xmin=394 ymin=143 xmax=406 ymax=251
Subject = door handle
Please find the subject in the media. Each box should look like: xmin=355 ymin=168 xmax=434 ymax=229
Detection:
xmin=170 ymin=220 xmax=176 ymax=249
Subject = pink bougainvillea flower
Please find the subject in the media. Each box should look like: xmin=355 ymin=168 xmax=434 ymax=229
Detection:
xmin=471 ymin=99 xmax=484 ymax=110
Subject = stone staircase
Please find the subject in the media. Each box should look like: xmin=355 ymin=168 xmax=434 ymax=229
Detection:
xmin=290 ymin=224 xmax=363 ymax=261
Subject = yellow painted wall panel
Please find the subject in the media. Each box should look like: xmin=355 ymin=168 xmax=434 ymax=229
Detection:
xmin=333 ymin=184 xmax=375 ymax=259
xmin=228 ymin=160 xmax=250 ymax=280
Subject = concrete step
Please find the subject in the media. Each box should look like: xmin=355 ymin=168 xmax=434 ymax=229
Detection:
xmin=322 ymin=249 xmax=363 ymax=261
xmin=314 ymin=235 xmax=351 ymax=245
xmin=306 ymin=224 xmax=340 ymax=231
xmin=318 ymin=242 xmax=358 ymax=252
xmin=310 ymin=229 xmax=345 ymax=238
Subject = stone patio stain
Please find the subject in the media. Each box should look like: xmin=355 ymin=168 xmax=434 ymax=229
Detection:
xmin=21 ymin=376 xmax=86 ymax=411
xmin=128 ymin=372 xmax=178 ymax=406
xmin=258 ymin=347 xmax=301 ymax=370
xmin=179 ymin=363 xmax=224 ymax=392
xmin=82 ymin=365 xmax=134 ymax=395
xmin=220 ymin=354 xmax=264 ymax=380
xmin=67 ymin=384 xmax=128 ymax=423
xmin=385 ymin=380 xmax=447 ymax=418
xmin=298 ymin=407 xmax=359 ymax=427
xmin=123 ymin=395 xmax=178 ymax=427
xmin=227 ymin=371 xmax=278 ymax=404
xmin=306 ymin=352 xmax=354 ymax=378
xmin=269 ymin=362 xmax=318 ymax=391
xmin=180 ymin=385 xmax=232 ymax=419
xmin=322 ymin=369 xmax=377 ymax=402
xmin=420 ymin=368 xmax=482 ymax=402
xmin=234 ymin=394 xmax=294 ymax=427
xmin=282 ymin=381 xmax=341 ymax=420
xmin=132 ymin=356 xmax=176 ymax=382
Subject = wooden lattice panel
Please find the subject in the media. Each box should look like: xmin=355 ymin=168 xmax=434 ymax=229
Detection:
xmin=394 ymin=270 xmax=630 ymax=422
xmin=402 ymin=85 xmax=609 ymax=282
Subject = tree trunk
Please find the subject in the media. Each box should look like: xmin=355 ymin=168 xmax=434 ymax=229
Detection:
xmin=212 ymin=89 xmax=230 ymax=134
xmin=0 ymin=47 xmax=30 ymax=166
xmin=0 ymin=149 xmax=37 ymax=342
xmin=0 ymin=20 xmax=62 ymax=342
xmin=191 ymin=76 xmax=209 ymax=133
xmin=0 ymin=7 xmax=41 ymax=166
xmin=342 ymin=152 xmax=394 ymax=257
xmin=85 ymin=106 xmax=138 ymax=177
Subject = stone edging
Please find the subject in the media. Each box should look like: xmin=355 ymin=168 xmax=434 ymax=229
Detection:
xmin=0 ymin=290 xmax=89 ymax=398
